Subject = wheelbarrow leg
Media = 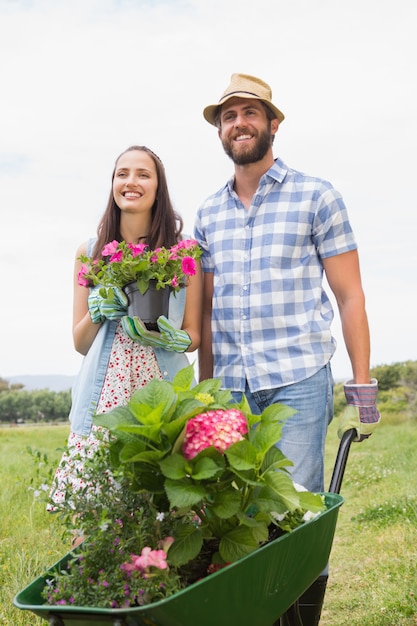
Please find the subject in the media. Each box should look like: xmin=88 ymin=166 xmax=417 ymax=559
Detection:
xmin=295 ymin=574 xmax=328 ymax=626
xmin=276 ymin=599 xmax=303 ymax=626
xmin=273 ymin=575 xmax=327 ymax=626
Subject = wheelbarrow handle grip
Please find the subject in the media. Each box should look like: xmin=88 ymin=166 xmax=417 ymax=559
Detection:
xmin=328 ymin=428 xmax=357 ymax=494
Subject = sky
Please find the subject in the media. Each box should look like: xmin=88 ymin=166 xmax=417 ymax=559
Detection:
xmin=0 ymin=0 xmax=416 ymax=383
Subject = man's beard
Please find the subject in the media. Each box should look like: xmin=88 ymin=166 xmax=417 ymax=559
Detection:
xmin=221 ymin=124 xmax=272 ymax=165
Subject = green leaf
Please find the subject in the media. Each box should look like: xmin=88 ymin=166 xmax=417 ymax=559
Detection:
xmin=262 ymin=446 xmax=294 ymax=472
xmin=93 ymin=406 xmax=136 ymax=431
xmin=129 ymin=379 xmax=177 ymax=419
xmin=259 ymin=402 xmax=296 ymax=423
xmin=250 ymin=422 xmax=286 ymax=457
xmin=159 ymin=453 xmax=188 ymax=479
xmin=190 ymin=377 xmax=222 ymax=396
xmin=253 ymin=485 xmax=289 ymax=516
xmin=117 ymin=423 xmax=162 ymax=443
xmin=225 ymin=439 xmax=257 ymax=470
xmin=117 ymin=440 xmax=146 ymax=461
xmin=263 ymin=470 xmax=301 ymax=511
xmin=168 ymin=525 xmax=203 ymax=566
xmin=211 ymin=489 xmax=242 ymax=518
xmin=120 ymin=448 xmax=165 ymax=464
xmin=219 ymin=525 xmax=266 ymax=562
xmin=191 ymin=456 xmax=224 ymax=480
xmin=172 ymin=364 xmax=195 ymax=392
xmin=164 ymin=478 xmax=208 ymax=508
xmin=298 ymin=491 xmax=326 ymax=513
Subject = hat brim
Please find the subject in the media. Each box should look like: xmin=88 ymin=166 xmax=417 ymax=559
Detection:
xmin=203 ymin=93 xmax=285 ymax=127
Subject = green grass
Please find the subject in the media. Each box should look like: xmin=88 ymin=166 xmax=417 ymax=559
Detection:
xmin=322 ymin=416 xmax=417 ymax=625
xmin=0 ymin=425 xmax=69 ymax=626
xmin=1 ymin=418 xmax=417 ymax=625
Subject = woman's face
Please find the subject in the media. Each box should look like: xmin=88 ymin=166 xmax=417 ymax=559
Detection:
xmin=112 ymin=150 xmax=158 ymax=216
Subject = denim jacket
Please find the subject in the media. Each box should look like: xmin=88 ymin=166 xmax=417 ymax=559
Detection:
xmin=68 ymin=239 xmax=191 ymax=436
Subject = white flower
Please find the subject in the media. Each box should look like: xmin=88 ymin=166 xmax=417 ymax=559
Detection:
xmin=156 ymin=512 xmax=165 ymax=522
xmin=302 ymin=510 xmax=320 ymax=522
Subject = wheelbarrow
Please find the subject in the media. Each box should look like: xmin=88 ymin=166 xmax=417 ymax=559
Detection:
xmin=13 ymin=429 xmax=356 ymax=626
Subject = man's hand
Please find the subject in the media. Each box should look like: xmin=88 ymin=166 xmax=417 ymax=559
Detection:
xmin=338 ymin=378 xmax=381 ymax=442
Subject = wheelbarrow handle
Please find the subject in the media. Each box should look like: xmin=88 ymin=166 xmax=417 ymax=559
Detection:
xmin=328 ymin=428 xmax=357 ymax=494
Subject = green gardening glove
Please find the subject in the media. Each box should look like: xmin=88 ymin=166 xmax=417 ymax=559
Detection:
xmin=157 ymin=315 xmax=192 ymax=352
xmin=121 ymin=315 xmax=191 ymax=352
xmin=337 ymin=378 xmax=381 ymax=442
xmin=88 ymin=287 xmax=128 ymax=324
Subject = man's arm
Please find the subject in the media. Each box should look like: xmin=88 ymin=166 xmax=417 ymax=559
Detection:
xmin=323 ymin=250 xmax=371 ymax=383
xmin=198 ymin=271 xmax=214 ymax=381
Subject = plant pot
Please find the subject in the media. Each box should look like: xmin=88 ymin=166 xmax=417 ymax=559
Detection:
xmin=123 ymin=280 xmax=170 ymax=331
xmin=13 ymin=493 xmax=343 ymax=626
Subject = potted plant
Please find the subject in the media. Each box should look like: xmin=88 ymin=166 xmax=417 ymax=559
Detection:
xmin=77 ymin=239 xmax=202 ymax=327
xmin=14 ymin=365 xmax=344 ymax=626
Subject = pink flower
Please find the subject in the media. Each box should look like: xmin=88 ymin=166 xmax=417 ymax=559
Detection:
xmin=122 ymin=547 xmax=170 ymax=574
xmin=128 ymin=243 xmax=148 ymax=257
xmin=150 ymin=247 xmax=163 ymax=263
xmin=77 ymin=263 xmax=90 ymax=287
xmin=182 ymin=409 xmax=248 ymax=460
xmin=109 ymin=250 xmax=123 ymax=263
xmin=178 ymin=239 xmax=198 ymax=250
xmin=181 ymin=256 xmax=197 ymax=276
xmin=158 ymin=536 xmax=174 ymax=552
xmin=101 ymin=240 xmax=119 ymax=256
xmin=171 ymin=275 xmax=178 ymax=288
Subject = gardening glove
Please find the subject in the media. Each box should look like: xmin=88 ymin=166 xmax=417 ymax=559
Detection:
xmin=121 ymin=315 xmax=191 ymax=352
xmin=156 ymin=315 xmax=192 ymax=352
xmin=337 ymin=378 xmax=381 ymax=442
xmin=88 ymin=287 xmax=128 ymax=324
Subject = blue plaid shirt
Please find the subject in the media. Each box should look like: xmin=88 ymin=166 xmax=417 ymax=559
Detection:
xmin=194 ymin=158 xmax=357 ymax=392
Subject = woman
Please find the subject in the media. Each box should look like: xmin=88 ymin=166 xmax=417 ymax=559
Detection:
xmin=49 ymin=145 xmax=202 ymax=507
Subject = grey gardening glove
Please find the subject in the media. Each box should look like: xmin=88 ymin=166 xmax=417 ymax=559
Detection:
xmin=88 ymin=287 xmax=128 ymax=324
xmin=337 ymin=378 xmax=381 ymax=442
xmin=121 ymin=315 xmax=191 ymax=352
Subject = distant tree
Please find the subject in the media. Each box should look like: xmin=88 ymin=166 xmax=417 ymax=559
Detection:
xmin=0 ymin=377 xmax=24 ymax=392
xmin=370 ymin=363 xmax=402 ymax=391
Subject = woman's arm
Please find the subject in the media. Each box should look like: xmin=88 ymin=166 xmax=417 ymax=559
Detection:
xmin=198 ymin=271 xmax=214 ymax=380
xmin=72 ymin=241 xmax=102 ymax=355
xmin=181 ymin=260 xmax=203 ymax=352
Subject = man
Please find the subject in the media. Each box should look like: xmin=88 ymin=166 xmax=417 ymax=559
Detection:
xmin=194 ymin=73 xmax=380 ymax=625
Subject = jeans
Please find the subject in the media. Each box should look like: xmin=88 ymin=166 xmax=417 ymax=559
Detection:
xmin=232 ymin=363 xmax=334 ymax=493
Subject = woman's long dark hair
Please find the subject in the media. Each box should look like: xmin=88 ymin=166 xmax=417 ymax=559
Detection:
xmin=92 ymin=146 xmax=183 ymax=259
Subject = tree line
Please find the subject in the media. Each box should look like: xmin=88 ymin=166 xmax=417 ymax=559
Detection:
xmin=1 ymin=360 xmax=416 ymax=426
xmin=0 ymin=378 xmax=71 ymax=425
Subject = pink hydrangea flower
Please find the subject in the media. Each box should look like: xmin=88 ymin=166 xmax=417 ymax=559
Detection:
xmin=182 ymin=409 xmax=248 ymax=460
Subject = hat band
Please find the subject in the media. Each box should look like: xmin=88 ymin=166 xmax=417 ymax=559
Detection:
xmin=218 ymin=90 xmax=265 ymax=103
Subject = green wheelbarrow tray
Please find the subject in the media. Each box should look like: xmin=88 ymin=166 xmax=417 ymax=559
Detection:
xmin=13 ymin=492 xmax=343 ymax=626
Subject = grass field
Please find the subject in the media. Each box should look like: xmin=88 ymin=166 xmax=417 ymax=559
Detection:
xmin=1 ymin=416 xmax=417 ymax=625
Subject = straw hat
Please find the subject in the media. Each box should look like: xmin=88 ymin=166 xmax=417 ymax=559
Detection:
xmin=203 ymin=73 xmax=285 ymax=127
